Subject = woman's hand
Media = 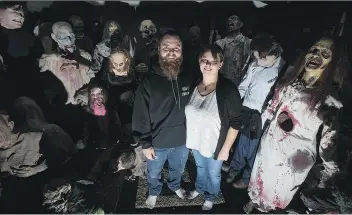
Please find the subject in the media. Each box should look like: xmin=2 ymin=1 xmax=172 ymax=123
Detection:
xmin=217 ymin=148 xmax=229 ymax=161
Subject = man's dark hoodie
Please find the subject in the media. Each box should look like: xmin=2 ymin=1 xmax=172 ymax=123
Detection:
xmin=132 ymin=56 xmax=197 ymax=149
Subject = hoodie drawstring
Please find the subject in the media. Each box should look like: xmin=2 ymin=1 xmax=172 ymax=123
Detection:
xmin=170 ymin=78 xmax=181 ymax=109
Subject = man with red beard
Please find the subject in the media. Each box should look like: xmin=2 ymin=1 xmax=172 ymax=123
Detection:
xmin=132 ymin=31 xmax=197 ymax=209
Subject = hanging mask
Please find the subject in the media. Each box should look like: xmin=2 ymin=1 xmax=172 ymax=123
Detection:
xmin=51 ymin=22 xmax=76 ymax=53
xmin=303 ymin=38 xmax=333 ymax=87
xmin=0 ymin=4 xmax=25 ymax=29
xmin=88 ymin=86 xmax=107 ymax=116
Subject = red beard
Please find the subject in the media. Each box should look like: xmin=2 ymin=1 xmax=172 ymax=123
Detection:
xmin=159 ymin=55 xmax=183 ymax=80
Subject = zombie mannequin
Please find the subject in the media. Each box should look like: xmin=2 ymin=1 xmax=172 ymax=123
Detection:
xmin=243 ymin=37 xmax=345 ymax=213
xmin=215 ymin=15 xmax=251 ymax=86
xmin=38 ymin=21 xmax=94 ymax=105
xmin=91 ymin=20 xmax=131 ymax=74
xmin=75 ymin=84 xmax=121 ymax=149
xmin=134 ymin=19 xmax=159 ymax=74
xmin=68 ymin=15 xmax=93 ymax=54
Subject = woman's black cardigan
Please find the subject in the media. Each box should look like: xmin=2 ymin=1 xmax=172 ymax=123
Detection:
xmin=189 ymin=75 xmax=243 ymax=159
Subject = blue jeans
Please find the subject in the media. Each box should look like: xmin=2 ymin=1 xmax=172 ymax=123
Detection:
xmin=229 ymin=134 xmax=259 ymax=184
xmin=192 ymin=149 xmax=223 ymax=201
xmin=146 ymin=144 xmax=189 ymax=196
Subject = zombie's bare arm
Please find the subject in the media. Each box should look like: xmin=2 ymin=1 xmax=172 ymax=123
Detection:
xmin=215 ymin=39 xmax=225 ymax=50
xmin=318 ymin=121 xmax=340 ymax=188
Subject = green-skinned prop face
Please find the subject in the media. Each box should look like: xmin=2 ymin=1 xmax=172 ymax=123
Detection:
xmin=303 ymin=38 xmax=333 ymax=87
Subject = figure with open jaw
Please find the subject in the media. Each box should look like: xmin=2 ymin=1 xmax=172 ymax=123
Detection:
xmin=243 ymin=37 xmax=345 ymax=213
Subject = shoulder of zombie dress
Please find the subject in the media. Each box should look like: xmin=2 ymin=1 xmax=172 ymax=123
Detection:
xmin=324 ymin=94 xmax=343 ymax=109
xmin=79 ymin=49 xmax=92 ymax=60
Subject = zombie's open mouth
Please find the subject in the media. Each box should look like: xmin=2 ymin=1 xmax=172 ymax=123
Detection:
xmin=305 ymin=57 xmax=323 ymax=69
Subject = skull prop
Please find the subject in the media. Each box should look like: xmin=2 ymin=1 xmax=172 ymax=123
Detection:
xmin=226 ymin=15 xmax=243 ymax=33
xmin=139 ymin=20 xmax=157 ymax=45
xmin=68 ymin=15 xmax=84 ymax=39
xmin=303 ymin=38 xmax=334 ymax=87
xmin=0 ymin=4 xmax=24 ymax=29
xmin=51 ymin=22 xmax=76 ymax=53
xmin=108 ymin=49 xmax=131 ymax=76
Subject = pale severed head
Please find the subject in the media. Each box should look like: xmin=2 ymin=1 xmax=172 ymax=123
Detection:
xmin=109 ymin=49 xmax=131 ymax=76
xmin=51 ymin=22 xmax=76 ymax=53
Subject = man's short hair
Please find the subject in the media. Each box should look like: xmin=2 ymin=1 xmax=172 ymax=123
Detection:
xmin=118 ymin=150 xmax=136 ymax=169
xmin=158 ymin=30 xmax=182 ymax=46
xmin=251 ymin=33 xmax=283 ymax=59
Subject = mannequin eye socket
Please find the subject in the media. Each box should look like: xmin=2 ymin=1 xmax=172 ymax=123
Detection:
xmin=321 ymin=49 xmax=332 ymax=59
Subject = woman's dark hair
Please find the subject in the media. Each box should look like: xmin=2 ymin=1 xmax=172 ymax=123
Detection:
xmin=251 ymin=33 xmax=283 ymax=59
xmin=278 ymin=37 xmax=348 ymax=109
xmin=198 ymin=44 xmax=224 ymax=62
xmin=158 ymin=30 xmax=182 ymax=46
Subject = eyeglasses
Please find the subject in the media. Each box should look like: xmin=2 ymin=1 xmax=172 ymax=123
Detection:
xmin=199 ymin=59 xmax=218 ymax=66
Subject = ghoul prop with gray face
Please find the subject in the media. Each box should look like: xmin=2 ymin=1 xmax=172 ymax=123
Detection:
xmin=108 ymin=50 xmax=131 ymax=76
xmin=51 ymin=22 xmax=76 ymax=53
xmin=69 ymin=15 xmax=84 ymax=39
xmin=0 ymin=4 xmax=24 ymax=29
xmin=303 ymin=38 xmax=333 ymax=87
xmin=226 ymin=15 xmax=243 ymax=33
xmin=89 ymin=87 xmax=107 ymax=116
xmin=139 ymin=20 xmax=157 ymax=45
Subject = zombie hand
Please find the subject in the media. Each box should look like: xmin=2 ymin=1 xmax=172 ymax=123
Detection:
xmin=142 ymin=147 xmax=156 ymax=160
xmin=96 ymin=41 xmax=111 ymax=57
xmin=60 ymin=61 xmax=78 ymax=72
xmin=135 ymin=63 xmax=148 ymax=73
xmin=0 ymin=7 xmax=24 ymax=29
xmin=74 ymin=87 xmax=89 ymax=106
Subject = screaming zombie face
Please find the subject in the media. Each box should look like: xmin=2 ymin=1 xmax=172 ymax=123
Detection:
xmin=89 ymin=87 xmax=106 ymax=116
xmin=303 ymin=38 xmax=334 ymax=87
xmin=0 ymin=113 xmax=14 ymax=149
xmin=51 ymin=22 xmax=76 ymax=53
xmin=69 ymin=15 xmax=84 ymax=39
xmin=109 ymin=50 xmax=130 ymax=76
xmin=158 ymin=34 xmax=183 ymax=80
xmin=139 ymin=20 xmax=157 ymax=45
xmin=226 ymin=15 xmax=243 ymax=33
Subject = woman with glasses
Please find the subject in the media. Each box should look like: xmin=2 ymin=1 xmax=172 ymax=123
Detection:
xmin=185 ymin=44 xmax=242 ymax=210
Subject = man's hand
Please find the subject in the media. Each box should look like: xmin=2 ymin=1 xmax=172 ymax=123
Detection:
xmin=143 ymin=147 xmax=156 ymax=160
xmin=0 ymin=7 xmax=24 ymax=29
xmin=217 ymin=148 xmax=229 ymax=161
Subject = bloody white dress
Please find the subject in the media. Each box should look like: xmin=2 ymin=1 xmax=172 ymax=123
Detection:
xmin=248 ymin=81 xmax=342 ymax=212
